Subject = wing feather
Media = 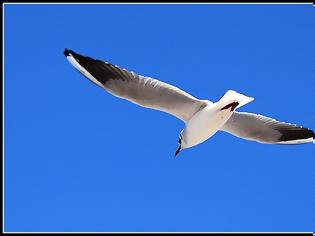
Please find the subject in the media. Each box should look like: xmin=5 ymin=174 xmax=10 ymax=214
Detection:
xmin=64 ymin=49 xmax=207 ymax=122
xmin=221 ymin=112 xmax=314 ymax=144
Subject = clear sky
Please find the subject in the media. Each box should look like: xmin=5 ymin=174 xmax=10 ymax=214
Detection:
xmin=4 ymin=3 xmax=315 ymax=232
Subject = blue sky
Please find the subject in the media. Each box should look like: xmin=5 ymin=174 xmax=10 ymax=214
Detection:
xmin=4 ymin=4 xmax=315 ymax=232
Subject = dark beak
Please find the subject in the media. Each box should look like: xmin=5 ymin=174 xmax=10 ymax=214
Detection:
xmin=175 ymin=146 xmax=181 ymax=157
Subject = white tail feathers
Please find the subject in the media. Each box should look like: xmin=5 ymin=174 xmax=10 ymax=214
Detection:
xmin=219 ymin=90 xmax=254 ymax=110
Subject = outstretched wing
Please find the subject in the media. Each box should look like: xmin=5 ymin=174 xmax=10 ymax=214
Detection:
xmin=221 ymin=112 xmax=314 ymax=144
xmin=64 ymin=49 xmax=207 ymax=122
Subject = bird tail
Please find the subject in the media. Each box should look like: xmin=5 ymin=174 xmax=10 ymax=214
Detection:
xmin=219 ymin=90 xmax=254 ymax=111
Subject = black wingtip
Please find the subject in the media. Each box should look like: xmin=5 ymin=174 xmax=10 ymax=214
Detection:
xmin=64 ymin=48 xmax=71 ymax=57
xmin=278 ymin=127 xmax=315 ymax=143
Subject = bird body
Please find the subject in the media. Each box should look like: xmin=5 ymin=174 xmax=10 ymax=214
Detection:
xmin=181 ymin=90 xmax=253 ymax=150
xmin=64 ymin=49 xmax=314 ymax=156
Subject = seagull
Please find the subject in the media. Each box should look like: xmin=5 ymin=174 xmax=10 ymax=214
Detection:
xmin=64 ymin=49 xmax=314 ymax=156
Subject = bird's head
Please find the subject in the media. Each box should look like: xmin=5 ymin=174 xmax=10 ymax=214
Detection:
xmin=175 ymin=132 xmax=185 ymax=157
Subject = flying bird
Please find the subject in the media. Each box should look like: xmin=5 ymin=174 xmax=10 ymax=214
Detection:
xmin=64 ymin=49 xmax=314 ymax=156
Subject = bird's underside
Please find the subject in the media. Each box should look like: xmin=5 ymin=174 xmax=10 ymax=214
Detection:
xmin=64 ymin=48 xmax=314 ymax=155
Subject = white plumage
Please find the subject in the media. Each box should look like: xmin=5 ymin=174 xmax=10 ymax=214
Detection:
xmin=64 ymin=49 xmax=314 ymax=156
